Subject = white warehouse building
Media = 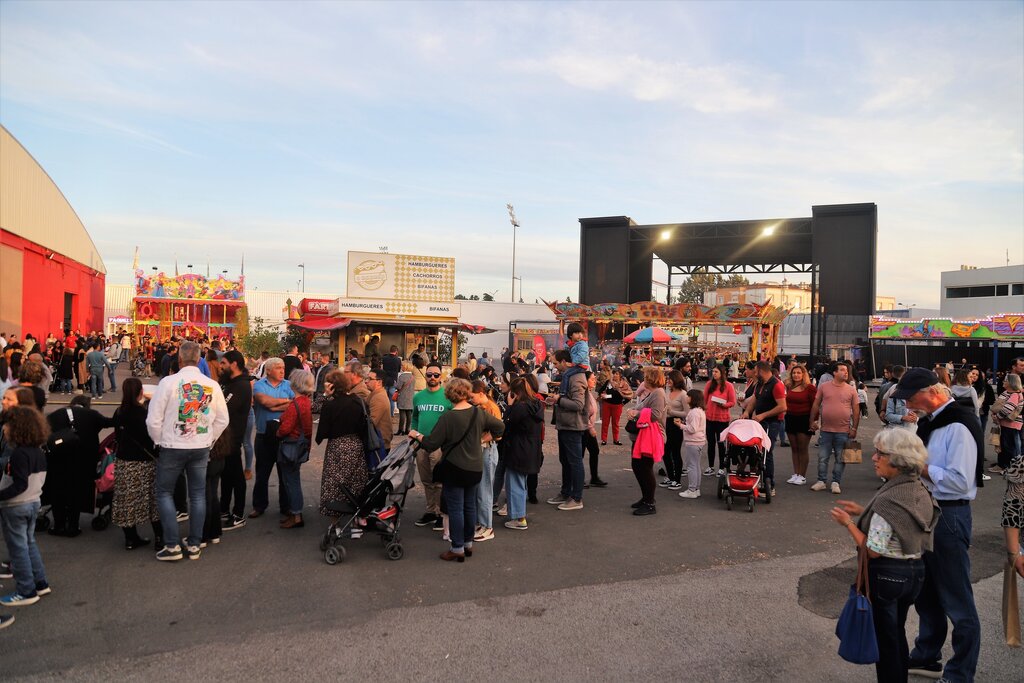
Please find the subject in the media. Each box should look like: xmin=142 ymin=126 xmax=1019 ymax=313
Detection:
xmin=940 ymin=264 xmax=1024 ymax=318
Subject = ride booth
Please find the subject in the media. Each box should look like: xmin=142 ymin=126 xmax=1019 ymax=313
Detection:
xmin=542 ymin=300 xmax=791 ymax=365
xmin=132 ymin=269 xmax=246 ymax=342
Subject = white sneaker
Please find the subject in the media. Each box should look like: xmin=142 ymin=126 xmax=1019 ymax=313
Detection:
xmin=473 ymin=527 xmax=495 ymax=542
xmin=831 ymin=482 xmax=842 ymax=494
xmin=793 ymin=475 xmax=807 ymax=485
xmin=702 ymin=467 xmax=715 ymax=476
xmin=717 ymin=469 xmax=725 ymax=476
xmin=810 ymin=481 xmax=827 ymax=492
xmin=786 ymin=474 xmax=798 ymax=484
xmin=678 ymin=489 xmax=701 ymax=499
xmin=557 ymin=498 xmax=584 ymax=511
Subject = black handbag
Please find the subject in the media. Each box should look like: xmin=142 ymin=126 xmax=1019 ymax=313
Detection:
xmin=625 ymin=417 xmax=639 ymax=434
xmin=432 ymin=408 xmax=478 ymax=481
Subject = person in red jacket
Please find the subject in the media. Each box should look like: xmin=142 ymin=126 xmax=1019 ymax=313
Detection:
xmin=277 ymin=371 xmax=314 ymax=529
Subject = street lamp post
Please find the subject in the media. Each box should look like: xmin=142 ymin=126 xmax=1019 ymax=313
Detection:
xmin=507 ymin=204 xmax=519 ymax=303
xmin=298 ymin=263 xmax=305 ymax=293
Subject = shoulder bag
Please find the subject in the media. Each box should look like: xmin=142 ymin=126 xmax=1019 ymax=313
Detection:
xmin=835 ymin=546 xmax=880 ymax=664
xmin=431 ymin=408 xmax=478 ymax=482
xmin=277 ymin=402 xmax=310 ymax=465
xmin=359 ymin=396 xmax=387 ymax=470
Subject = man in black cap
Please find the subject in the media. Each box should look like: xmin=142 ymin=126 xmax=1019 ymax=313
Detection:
xmin=891 ymin=368 xmax=981 ymax=682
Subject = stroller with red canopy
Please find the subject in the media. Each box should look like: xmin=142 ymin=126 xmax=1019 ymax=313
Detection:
xmin=717 ymin=419 xmax=772 ymax=512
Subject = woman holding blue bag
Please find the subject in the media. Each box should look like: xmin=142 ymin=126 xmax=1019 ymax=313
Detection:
xmin=829 ymin=427 xmax=939 ymax=682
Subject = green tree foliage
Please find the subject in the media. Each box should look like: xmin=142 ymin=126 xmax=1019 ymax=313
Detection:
xmin=436 ymin=331 xmax=469 ymax=365
xmin=676 ymin=271 xmax=749 ymax=304
xmin=235 ymin=317 xmax=280 ymax=359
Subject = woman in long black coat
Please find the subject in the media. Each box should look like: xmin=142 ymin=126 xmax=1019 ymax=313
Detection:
xmin=44 ymin=395 xmax=114 ymax=536
xmin=501 ymin=377 xmax=544 ymax=530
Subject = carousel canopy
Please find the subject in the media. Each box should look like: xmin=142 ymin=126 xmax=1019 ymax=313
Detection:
xmin=623 ymin=327 xmax=681 ymax=343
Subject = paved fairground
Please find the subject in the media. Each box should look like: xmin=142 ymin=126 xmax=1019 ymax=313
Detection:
xmin=4 ymin=367 xmax=1021 ymax=682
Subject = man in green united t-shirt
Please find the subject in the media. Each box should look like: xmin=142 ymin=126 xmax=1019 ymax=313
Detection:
xmin=412 ymin=363 xmax=453 ymax=529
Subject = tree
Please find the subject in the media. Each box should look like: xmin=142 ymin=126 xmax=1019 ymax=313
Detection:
xmin=279 ymin=325 xmax=310 ymax=356
xmin=469 ymin=294 xmax=480 ymax=300
xmin=436 ymin=331 xmax=469 ymax=365
xmin=454 ymin=294 xmax=467 ymax=300
xmin=675 ymin=270 xmax=749 ymax=304
xmin=235 ymin=316 xmax=280 ymax=359
xmin=482 ymin=292 xmax=494 ymax=302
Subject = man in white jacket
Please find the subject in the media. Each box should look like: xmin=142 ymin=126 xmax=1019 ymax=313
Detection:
xmin=146 ymin=341 xmax=228 ymax=562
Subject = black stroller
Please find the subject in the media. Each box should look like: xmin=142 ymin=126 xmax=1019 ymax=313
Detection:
xmin=320 ymin=439 xmax=418 ymax=565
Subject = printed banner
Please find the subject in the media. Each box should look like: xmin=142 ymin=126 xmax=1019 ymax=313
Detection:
xmin=543 ymin=300 xmax=789 ymax=325
xmin=330 ymin=297 xmax=461 ymax=319
xmin=135 ymin=269 xmax=243 ymax=300
xmin=346 ymin=251 xmax=455 ymax=301
xmin=869 ymin=315 xmax=1024 ymax=340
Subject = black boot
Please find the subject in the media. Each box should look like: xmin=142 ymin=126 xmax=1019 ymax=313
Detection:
xmin=123 ymin=525 xmax=150 ymax=550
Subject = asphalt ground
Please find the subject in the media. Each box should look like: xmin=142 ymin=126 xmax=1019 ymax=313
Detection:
xmin=3 ymin=369 xmax=1020 ymax=680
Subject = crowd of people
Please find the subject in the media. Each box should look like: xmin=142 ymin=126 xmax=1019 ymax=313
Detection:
xmin=1 ymin=327 xmax=1022 ymax=682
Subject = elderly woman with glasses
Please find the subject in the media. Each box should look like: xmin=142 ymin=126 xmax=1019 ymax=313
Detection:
xmin=829 ymin=428 xmax=940 ymax=682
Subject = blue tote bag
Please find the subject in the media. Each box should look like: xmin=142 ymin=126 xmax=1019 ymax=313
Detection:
xmin=835 ymin=547 xmax=880 ymax=665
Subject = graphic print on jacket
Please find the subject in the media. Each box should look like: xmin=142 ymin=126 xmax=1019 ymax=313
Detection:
xmin=177 ymin=381 xmax=214 ymax=436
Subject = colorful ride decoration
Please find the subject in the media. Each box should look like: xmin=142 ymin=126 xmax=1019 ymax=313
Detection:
xmin=544 ymin=300 xmax=791 ymax=361
xmin=132 ymin=268 xmax=246 ymax=341
xmin=135 ymin=269 xmax=244 ymax=300
xmin=869 ymin=314 xmax=1024 ymax=341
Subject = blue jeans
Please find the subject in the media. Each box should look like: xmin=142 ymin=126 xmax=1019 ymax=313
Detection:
xmin=156 ymin=447 xmax=209 ymax=549
xmin=557 ymin=429 xmax=585 ymax=501
xmin=277 ymin=455 xmax=304 ymax=515
xmin=999 ymin=426 xmax=1021 ymax=469
xmin=475 ymin=442 xmax=498 ymax=528
xmin=442 ymin=483 xmax=477 ymax=553
xmin=816 ymin=431 xmax=848 ymax=485
xmin=505 ymin=469 xmax=528 ymax=520
xmin=911 ymin=504 xmax=980 ymax=682
xmin=89 ymin=371 xmax=104 ymax=396
xmin=243 ymin=410 xmax=255 ymax=470
xmin=59 ymin=378 xmax=74 ymax=393
xmin=763 ymin=419 xmax=782 ymax=488
xmin=0 ymin=501 xmax=47 ymax=596
xmin=107 ymin=365 xmax=117 ymax=393
xmin=869 ymin=557 xmax=926 ymax=682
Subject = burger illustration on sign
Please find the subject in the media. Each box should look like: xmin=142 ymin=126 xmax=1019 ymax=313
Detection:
xmin=353 ymin=259 xmax=387 ymax=291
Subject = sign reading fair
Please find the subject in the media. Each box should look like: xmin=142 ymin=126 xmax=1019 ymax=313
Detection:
xmin=346 ymin=251 xmax=455 ymax=302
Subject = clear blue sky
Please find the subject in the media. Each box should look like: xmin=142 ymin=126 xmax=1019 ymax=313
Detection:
xmin=2 ymin=0 xmax=1021 ymax=307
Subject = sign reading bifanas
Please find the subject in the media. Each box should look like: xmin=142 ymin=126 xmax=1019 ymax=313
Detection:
xmin=346 ymin=251 xmax=455 ymax=302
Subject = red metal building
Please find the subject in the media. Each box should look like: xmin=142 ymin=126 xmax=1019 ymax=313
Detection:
xmin=0 ymin=125 xmax=106 ymax=339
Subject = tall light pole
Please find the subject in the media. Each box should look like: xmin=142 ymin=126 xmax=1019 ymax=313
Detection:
xmin=507 ymin=204 xmax=519 ymax=303
xmin=298 ymin=263 xmax=305 ymax=292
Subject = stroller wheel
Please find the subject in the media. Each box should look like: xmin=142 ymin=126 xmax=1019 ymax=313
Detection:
xmin=725 ymin=496 xmax=732 ymax=511
xmin=748 ymin=499 xmax=755 ymax=512
xmin=324 ymin=545 xmax=346 ymax=565
xmin=385 ymin=542 xmax=404 ymax=561
xmin=319 ymin=532 xmax=332 ymax=552
xmin=716 ymin=479 xmax=725 ymax=500
xmin=91 ymin=515 xmax=110 ymax=531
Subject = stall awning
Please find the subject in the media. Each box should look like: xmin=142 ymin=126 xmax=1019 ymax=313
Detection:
xmin=459 ymin=323 xmax=496 ymax=334
xmin=289 ymin=318 xmax=353 ymax=331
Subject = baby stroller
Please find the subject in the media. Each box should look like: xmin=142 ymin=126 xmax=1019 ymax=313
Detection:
xmin=131 ymin=354 xmax=148 ymax=377
xmin=91 ymin=432 xmax=117 ymax=531
xmin=319 ymin=438 xmax=419 ymax=565
xmin=717 ymin=419 xmax=772 ymax=512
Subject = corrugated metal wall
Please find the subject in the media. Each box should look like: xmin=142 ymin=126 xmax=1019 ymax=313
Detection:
xmin=0 ymin=125 xmax=106 ymax=273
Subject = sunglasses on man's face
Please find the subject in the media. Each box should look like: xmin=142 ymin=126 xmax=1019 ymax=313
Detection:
xmin=426 ymin=372 xmax=441 ymax=378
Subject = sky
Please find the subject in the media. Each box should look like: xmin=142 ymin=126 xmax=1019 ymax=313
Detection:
xmin=1 ymin=0 xmax=1022 ymax=308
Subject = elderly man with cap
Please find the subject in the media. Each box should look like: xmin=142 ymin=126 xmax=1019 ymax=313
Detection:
xmin=890 ymin=368 xmax=982 ymax=682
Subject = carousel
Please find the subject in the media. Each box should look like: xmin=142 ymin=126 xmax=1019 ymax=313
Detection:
xmin=543 ymin=300 xmax=791 ymax=364
xmin=132 ymin=268 xmax=247 ymax=342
